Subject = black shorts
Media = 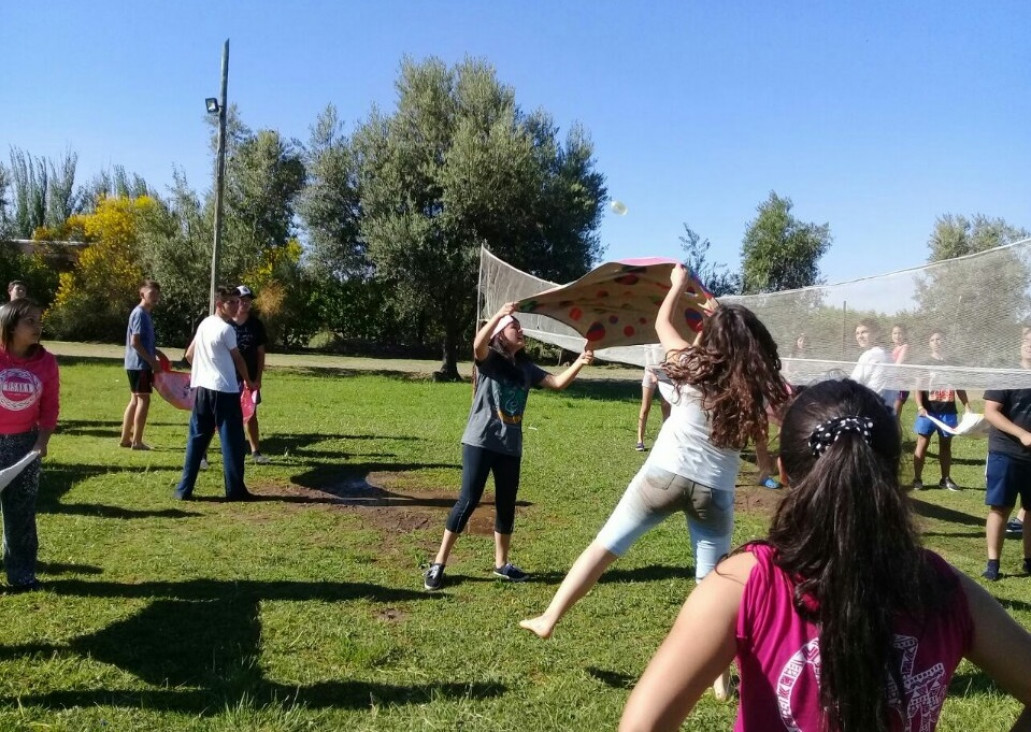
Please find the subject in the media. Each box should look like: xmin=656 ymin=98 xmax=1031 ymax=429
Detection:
xmin=127 ymin=369 xmax=154 ymax=394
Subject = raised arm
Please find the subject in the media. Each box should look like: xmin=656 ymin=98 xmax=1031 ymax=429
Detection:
xmin=656 ymin=264 xmax=693 ymax=354
xmin=473 ymin=303 xmax=518 ymax=362
xmin=619 ymin=552 xmax=754 ymax=732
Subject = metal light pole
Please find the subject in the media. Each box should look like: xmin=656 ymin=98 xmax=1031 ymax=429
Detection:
xmin=207 ymin=39 xmax=230 ymax=315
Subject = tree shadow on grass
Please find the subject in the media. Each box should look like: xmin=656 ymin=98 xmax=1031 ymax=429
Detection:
xmin=261 ymin=433 xmax=420 ymax=461
xmin=38 ymin=561 xmax=103 ymax=576
xmin=528 ymin=564 xmax=695 ymax=586
xmin=289 ymin=465 xmax=484 ymax=511
xmin=911 ymin=499 xmax=985 ymax=528
xmin=948 ymin=669 xmax=1001 ymax=698
xmin=561 ymin=379 xmax=640 ymax=403
xmin=0 ymin=577 xmax=495 ymax=714
xmin=37 ymin=464 xmax=200 ymax=519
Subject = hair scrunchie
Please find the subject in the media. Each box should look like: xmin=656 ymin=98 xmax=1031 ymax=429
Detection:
xmin=808 ymin=416 xmax=875 ymax=457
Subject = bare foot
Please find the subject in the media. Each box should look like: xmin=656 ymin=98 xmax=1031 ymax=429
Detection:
xmin=518 ymin=616 xmax=554 ymax=640
xmin=119 ymin=441 xmax=132 ymax=448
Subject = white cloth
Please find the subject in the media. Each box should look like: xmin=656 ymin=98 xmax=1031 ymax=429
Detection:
xmin=190 ymin=315 xmax=239 ymax=393
xmin=650 ymin=382 xmax=740 ymax=491
xmin=927 ymin=411 xmax=989 ymax=438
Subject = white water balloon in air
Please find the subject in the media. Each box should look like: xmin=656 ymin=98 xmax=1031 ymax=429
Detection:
xmin=609 ymin=200 xmax=628 ymax=215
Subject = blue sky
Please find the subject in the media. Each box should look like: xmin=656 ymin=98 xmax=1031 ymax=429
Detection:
xmin=2 ymin=1 xmax=1028 ymax=284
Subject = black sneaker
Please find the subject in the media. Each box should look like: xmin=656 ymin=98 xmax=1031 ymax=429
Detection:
xmin=983 ymin=560 xmax=1001 ymax=581
xmin=493 ymin=563 xmax=529 ymax=582
xmin=939 ymin=477 xmax=961 ymax=492
xmin=1006 ymin=519 xmax=1024 ymax=538
xmin=1024 ymin=558 xmax=1031 ymax=575
xmin=424 ymin=563 xmax=445 ymax=591
xmin=912 ymin=479 xmax=924 ymax=492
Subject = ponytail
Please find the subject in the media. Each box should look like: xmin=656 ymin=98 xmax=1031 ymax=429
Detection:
xmin=770 ymin=379 xmax=949 ymax=731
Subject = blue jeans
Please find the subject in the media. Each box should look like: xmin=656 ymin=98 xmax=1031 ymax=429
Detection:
xmin=175 ymin=387 xmax=247 ymax=499
xmin=0 ymin=431 xmax=41 ymax=586
xmin=595 ymin=462 xmax=734 ymax=581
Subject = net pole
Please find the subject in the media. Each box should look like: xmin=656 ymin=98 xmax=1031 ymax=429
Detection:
xmin=841 ymin=301 xmax=847 ymax=359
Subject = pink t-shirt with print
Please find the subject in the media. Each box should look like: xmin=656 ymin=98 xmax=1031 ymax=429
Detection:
xmin=734 ymin=544 xmax=972 ymax=732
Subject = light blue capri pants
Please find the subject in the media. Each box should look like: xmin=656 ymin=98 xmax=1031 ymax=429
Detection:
xmin=595 ymin=462 xmax=734 ymax=581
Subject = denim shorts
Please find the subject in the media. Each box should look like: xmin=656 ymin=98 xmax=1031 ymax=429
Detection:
xmin=914 ymin=411 xmax=957 ymax=438
xmin=595 ymin=463 xmax=734 ymax=581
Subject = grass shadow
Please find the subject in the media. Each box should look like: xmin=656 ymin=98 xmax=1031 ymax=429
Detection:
xmin=585 ymin=667 xmax=636 ymax=690
xmin=911 ymin=499 xmax=985 ymax=528
xmin=261 ymin=432 xmax=421 ymax=460
xmin=0 ymin=577 xmax=460 ymax=713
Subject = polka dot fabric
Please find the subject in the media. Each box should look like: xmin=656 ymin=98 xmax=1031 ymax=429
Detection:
xmin=515 ymin=258 xmax=717 ymax=350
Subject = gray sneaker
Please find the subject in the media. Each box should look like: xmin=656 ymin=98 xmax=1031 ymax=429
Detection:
xmin=912 ymin=479 xmax=923 ymax=492
xmin=493 ymin=563 xmax=529 ymax=582
xmin=252 ymin=452 xmax=271 ymax=465
xmin=199 ymin=457 xmax=209 ymax=470
xmin=424 ymin=563 xmax=445 ymax=591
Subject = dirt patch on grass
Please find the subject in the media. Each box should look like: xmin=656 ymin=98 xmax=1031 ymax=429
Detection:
xmin=250 ymin=470 xmax=777 ymax=544
xmin=256 ymin=472 xmax=500 ymax=537
xmin=733 ymin=483 xmax=783 ymax=519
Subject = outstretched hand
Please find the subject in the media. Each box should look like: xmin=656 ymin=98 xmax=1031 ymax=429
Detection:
xmin=497 ymin=302 xmax=519 ymax=319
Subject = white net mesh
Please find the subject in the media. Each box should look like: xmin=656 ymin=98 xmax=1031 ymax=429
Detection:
xmin=480 ymin=240 xmax=1031 ymax=390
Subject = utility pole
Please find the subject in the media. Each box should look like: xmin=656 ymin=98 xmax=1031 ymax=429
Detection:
xmin=208 ymin=39 xmax=230 ymax=315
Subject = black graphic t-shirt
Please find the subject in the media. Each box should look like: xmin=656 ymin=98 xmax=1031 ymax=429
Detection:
xmin=232 ymin=316 xmax=267 ymax=382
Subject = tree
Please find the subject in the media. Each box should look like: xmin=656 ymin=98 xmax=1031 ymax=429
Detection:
xmin=298 ymin=104 xmax=365 ymax=280
xmin=678 ymin=224 xmax=739 ymax=296
xmin=353 ymin=56 xmax=606 ymax=379
xmin=740 ymin=192 xmax=831 ymax=294
xmin=927 ymin=213 xmax=1029 ymax=261
xmin=913 ymin=214 xmax=1031 ymax=368
xmin=46 ymin=195 xmax=154 ymax=341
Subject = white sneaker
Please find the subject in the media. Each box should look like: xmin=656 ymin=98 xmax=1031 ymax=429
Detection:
xmin=199 ymin=458 xmax=209 ymax=470
xmin=252 ymin=453 xmax=270 ymax=465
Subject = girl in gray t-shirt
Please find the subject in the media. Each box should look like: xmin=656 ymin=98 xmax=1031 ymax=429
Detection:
xmin=423 ymin=304 xmax=594 ymax=591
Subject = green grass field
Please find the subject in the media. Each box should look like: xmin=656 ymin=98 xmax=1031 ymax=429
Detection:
xmin=0 ymin=356 xmax=1027 ymax=730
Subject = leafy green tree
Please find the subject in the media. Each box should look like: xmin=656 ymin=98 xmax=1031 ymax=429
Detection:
xmin=222 ymin=129 xmax=305 ymax=279
xmin=740 ymin=192 xmax=831 ymax=294
xmin=927 ymin=213 xmax=1029 ymax=261
xmin=5 ymin=148 xmax=81 ymax=238
xmin=352 ymin=56 xmax=606 ymax=379
xmin=678 ymin=224 xmax=739 ymax=296
xmin=913 ymin=214 xmax=1031 ymax=367
xmin=298 ymin=104 xmax=365 ymax=280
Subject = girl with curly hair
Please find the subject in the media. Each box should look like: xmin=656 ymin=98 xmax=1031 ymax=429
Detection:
xmin=621 ymin=379 xmax=1031 ymax=731
xmin=521 ymin=264 xmax=789 ymax=644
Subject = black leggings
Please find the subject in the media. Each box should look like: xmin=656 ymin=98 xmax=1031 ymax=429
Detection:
xmin=445 ymin=444 xmax=522 ymax=535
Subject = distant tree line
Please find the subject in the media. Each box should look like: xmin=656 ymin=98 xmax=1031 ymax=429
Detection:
xmin=1 ymin=56 xmax=1024 ymax=379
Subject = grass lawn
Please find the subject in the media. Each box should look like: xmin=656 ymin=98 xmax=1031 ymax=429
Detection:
xmin=0 ymin=355 xmax=1027 ymax=730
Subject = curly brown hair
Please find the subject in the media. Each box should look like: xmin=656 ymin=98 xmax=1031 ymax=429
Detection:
xmin=661 ymin=304 xmax=788 ymax=448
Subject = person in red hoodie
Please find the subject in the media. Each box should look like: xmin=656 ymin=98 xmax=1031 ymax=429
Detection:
xmin=0 ymin=299 xmax=59 ymax=592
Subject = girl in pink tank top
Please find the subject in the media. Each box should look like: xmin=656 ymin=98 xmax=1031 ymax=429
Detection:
xmin=621 ymin=379 xmax=1031 ymax=732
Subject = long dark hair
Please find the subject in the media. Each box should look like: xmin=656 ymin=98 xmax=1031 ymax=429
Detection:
xmin=0 ymin=298 xmax=41 ymax=356
xmin=662 ymin=303 xmax=788 ymax=448
xmin=769 ymin=379 xmax=949 ymax=731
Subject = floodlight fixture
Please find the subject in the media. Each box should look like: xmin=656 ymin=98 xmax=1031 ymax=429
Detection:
xmin=205 ymin=97 xmax=220 ymax=114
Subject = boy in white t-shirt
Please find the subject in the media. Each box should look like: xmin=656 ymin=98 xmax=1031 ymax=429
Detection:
xmin=174 ymin=286 xmax=255 ymax=501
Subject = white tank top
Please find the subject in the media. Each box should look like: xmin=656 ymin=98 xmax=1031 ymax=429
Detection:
xmin=649 ymin=382 xmax=741 ymax=491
